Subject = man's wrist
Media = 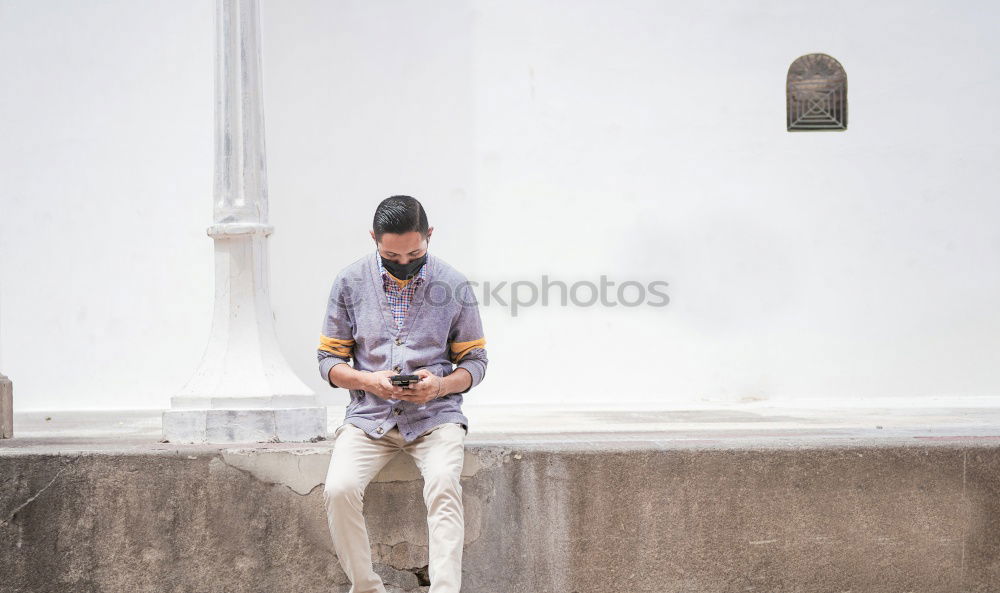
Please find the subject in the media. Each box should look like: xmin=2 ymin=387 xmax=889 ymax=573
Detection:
xmin=437 ymin=372 xmax=463 ymax=398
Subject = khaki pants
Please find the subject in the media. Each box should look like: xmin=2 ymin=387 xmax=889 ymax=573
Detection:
xmin=323 ymin=421 xmax=467 ymax=593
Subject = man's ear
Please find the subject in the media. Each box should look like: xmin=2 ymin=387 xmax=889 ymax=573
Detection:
xmin=426 ymin=226 xmax=434 ymax=241
xmin=369 ymin=230 xmax=376 ymax=242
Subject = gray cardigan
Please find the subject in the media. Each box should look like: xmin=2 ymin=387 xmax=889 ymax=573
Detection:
xmin=317 ymin=250 xmax=488 ymax=442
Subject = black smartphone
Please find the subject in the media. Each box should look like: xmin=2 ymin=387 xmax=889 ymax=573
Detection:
xmin=390 ymin=374 xmax=420 ymax=386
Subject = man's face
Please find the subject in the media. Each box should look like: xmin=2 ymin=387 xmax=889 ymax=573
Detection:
xmin=370 ymin=228 xmax=432 ymax=264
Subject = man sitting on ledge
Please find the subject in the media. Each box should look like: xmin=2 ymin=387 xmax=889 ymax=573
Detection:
xmin=317 ymin=194 xmax=488 ymax=593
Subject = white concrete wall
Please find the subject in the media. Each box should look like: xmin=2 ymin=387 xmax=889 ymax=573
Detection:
xmin=1 ymin=0 xmax=998 ymax=412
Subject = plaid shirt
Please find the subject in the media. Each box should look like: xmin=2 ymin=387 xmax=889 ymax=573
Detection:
xmin=376 ymin=251 xmax=428 ymax=329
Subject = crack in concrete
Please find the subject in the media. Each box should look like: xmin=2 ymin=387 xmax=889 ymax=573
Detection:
xmin=212 ymin=446 xmax=509 ymax=495
xmin=213 ymin=453 xmax=324 ymax=496
xmin=373 ymin=541 xmax=430 ymax=570
xmin=1 ymin=456 xmax=79 ymax=527
xmin=409 ymin=564 xmax=430 ymax=587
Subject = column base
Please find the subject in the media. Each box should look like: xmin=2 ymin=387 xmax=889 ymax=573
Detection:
xmin=162 ymin=407 xmax=327 ymax=444
xmin=1 ymin=374 xmax=12 ymax=439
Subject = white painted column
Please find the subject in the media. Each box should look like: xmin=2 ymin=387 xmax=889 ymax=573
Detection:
xmin=162 ymin=0 xmax=326 ymax=443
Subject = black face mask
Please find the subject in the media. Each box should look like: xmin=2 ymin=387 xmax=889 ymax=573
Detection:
xmin=381 ymin=252 xmax=427 ymax=280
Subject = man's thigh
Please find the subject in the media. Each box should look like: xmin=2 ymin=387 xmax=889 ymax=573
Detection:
xmin=405 ymin=423 xmax=466 ymax=476
xmin=325 ymin=423 xmax=400 ymax=490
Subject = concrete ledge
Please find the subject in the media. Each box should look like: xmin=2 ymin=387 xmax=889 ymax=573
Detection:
xmin=3 ymin=433 xmax=1000 ymax=592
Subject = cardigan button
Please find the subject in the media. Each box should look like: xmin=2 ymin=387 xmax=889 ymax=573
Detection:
xmin=376 ymin=427 xmax=384 ymax=434
xmin=393 ymin=365 xmax=401 ymax=373
xmin=394 ymin=338 xmax=403 ymax=346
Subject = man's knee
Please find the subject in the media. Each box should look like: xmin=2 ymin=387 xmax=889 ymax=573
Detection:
xmin=324 ymin=477 xmax=365 ymax=508
xmin=422 ymin=469 xmax=462 ymax=502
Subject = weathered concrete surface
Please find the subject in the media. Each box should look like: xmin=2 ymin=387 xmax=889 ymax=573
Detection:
xmin=3 ymin=434 xmax=1000 ymax=593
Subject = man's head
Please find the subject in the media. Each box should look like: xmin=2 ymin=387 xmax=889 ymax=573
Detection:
xmin=370 ymin=195 xmax=434 ymax=277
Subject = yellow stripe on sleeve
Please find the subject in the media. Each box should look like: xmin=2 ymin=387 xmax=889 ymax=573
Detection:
xmin=319 ymin=335 xmax=355 ymax=358
xmin=449 ymin=337 xmax=486 ymax=363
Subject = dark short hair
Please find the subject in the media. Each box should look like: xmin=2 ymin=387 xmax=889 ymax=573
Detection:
xmin=373 ymin=195 xmax=429 ymax=240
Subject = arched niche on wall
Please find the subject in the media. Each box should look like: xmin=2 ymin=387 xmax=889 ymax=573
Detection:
xmin=787 ymin=53 xmax=847 ymax=131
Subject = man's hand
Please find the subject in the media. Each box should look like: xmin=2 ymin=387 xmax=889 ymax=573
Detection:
xmin=395 ymin=369 xmax=444 ymax=405
xmin=363 ymin=370 xmax=407 ymax=400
